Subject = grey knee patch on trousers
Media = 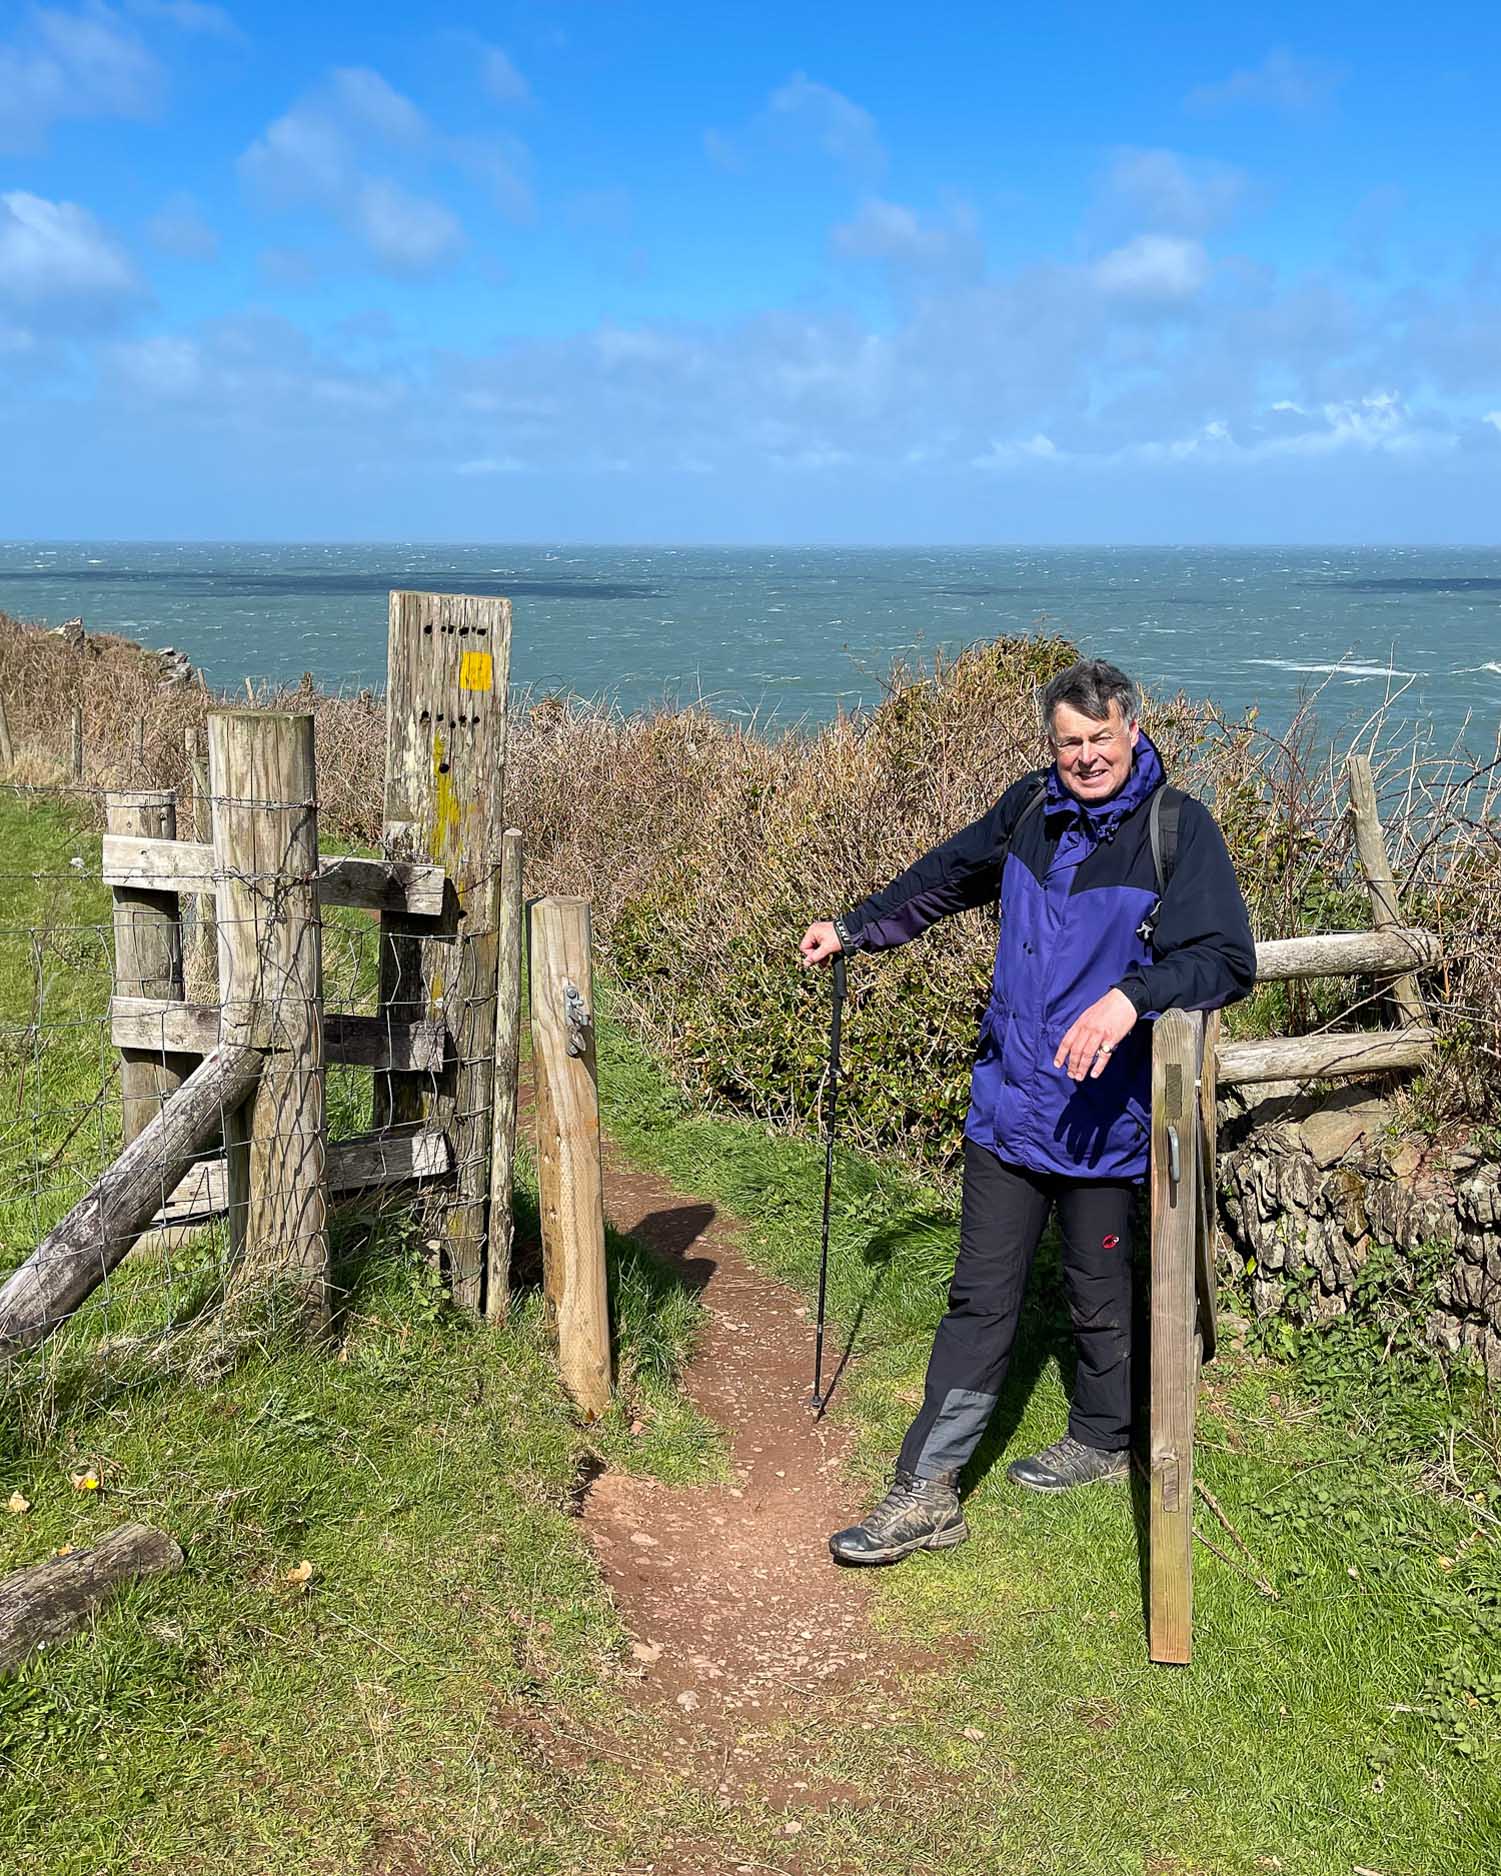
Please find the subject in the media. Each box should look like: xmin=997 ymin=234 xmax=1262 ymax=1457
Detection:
xmin=914 ymin=1387 xmax=998 ymax=1477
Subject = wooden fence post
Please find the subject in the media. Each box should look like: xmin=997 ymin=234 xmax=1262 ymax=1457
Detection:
xmin=529 ymin=895 xmax=611 ymax=1416
xmin=208 ymin=710 xmax=329 ymax=1331
xmin=1149 ymin=1008 xmax=1203 ymax=1666
xmin=1346 ymin=755 xmax=1427 ymax=1028
xmin=0 ymin=692 xmax=13 ymax=772
xmin=182 ymin=726 xmax=217 ymax=998
xmin=375 ymin=591 xmax=513 ymax=1311
xmin=105 ymin=790 xmax=191 ymax=1147
xmin=486 ymin=827 xmax=524 ymax=1321
xmin=70 ymin=705 xmax=83 ymax=782
xmin=134 ymin=716 xmax=146 ymax=777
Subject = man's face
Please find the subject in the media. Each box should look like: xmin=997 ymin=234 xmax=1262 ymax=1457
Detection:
xmin=1051 ymin=699 xmax=1140 ymax=804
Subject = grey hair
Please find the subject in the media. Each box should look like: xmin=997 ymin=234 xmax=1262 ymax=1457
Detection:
xmin=1040 ymin=659 xmax=1140 ymax=738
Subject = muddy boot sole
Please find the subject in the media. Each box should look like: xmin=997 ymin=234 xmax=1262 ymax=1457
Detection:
xmin=828 ymin=1516 xmax=970 ymax=1566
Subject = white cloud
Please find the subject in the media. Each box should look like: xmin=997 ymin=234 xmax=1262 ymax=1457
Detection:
xmin=353 ymin=180 xmax=463 ymax=273
xmin=239 ymin=68 xmax=467 ymax=274
xmin=1102 ymin=148 xmax=1246 ymax=236
xmin=1093 ymin=234 xmax=1209 ymax=301
xmin=0 ymin=3 xmax=163 ymax=151
xmin=832 ymin=198 xmax=982 ymax=277
xmin=1485 ymin=411 xmax=1501 ymax=434
xmin=111 ymin=333 xmax=205 ymax=397
xmin=146 ymin=191 xmax=219 ymax=261
xmin=480 ymin=45 xmax=528 ymax=105
xmin=456 ymin=455 xmax=526 ymax=475
xmin=769 ymin=72 xmax=884 ymax=176
xmin=0 ymin=191 xmax=139 ymax=305
xmin=455 ymin=135 xmax=534 ymax=223
xmin=332 ymin=66 xmax=427 ymax=143
xmin=1186 ymin=47 xmax=1342 ymax=116
xmin=972 ymin=433 xmax=1064 ymax=469
xmin=709 ymin=72 xmax=885 ymax=180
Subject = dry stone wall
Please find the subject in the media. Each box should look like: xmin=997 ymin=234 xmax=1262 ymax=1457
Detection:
xmin=1218 ymin=1082 xmax=1501 ymax=1379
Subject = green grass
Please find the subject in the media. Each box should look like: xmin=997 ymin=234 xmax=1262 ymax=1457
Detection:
xmin=1 ymin=787 xmax=1498 ymax=1874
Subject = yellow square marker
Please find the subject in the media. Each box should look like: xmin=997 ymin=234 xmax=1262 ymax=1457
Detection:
xmin=458 ymin=650 xmax=493 ymax=692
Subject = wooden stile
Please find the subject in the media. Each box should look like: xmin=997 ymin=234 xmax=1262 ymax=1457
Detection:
xmin=486 ymin=827 xmax=525 ymax=1320
xmin=106 ymin=791 xmax=192 ymax=1147
xmin=529 ymin=895 xmax=612 ymax=1416
xmin=1149 ymin=1008 xmax=1202 ymax=1666
xmin=209 ymin=710 xmax=329 ymax=1329
xmin=1346 ymin=755 xmax=1427 ymax=1027
xmin=375 ymin=591 xmax=513 ymax=1310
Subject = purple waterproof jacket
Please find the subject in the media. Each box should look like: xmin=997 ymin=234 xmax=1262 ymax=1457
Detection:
xmin=836 ymin=735 xmax=1255 ymax=1181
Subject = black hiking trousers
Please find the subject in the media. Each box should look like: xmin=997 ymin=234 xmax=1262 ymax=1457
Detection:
xmin=896 ymin=1138 xmax=1137 ymax=1481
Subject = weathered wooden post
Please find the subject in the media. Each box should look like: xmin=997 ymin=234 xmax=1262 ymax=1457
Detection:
xmin=0 ymin=691 xmax=13 ymax=772
xmin=208 ymin=710 xmax=329 ymax=1331
xmin=1346 ymin=755 xmax=1427 ymax=1027
xmin=133 ymin=715 xmax=146 ymax=777
xmin=529 ymin=895 xmax=611 ymax=1416
xmin=105 ymin=790 xmax=191 ymax=1146
xmin=70 ymin=704 xmax=83 ymax=782
xmin=486 ymin=827 xmax=524 ymax=1320
xmin=1149 ymin=1008 xmax=1203 ymax=1666
xmin=181 ymin=726 xmax=217 ymax=997
xmin=374 ymin=591 xmax=513 ymax=1310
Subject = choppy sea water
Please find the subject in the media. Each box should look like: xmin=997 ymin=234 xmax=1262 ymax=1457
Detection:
xmin=0 ymin=542 xmax=1497 ymax=747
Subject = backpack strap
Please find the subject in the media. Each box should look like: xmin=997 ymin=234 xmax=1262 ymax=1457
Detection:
xmin=1005 ymin=777 xmax=1048 ymax=863
xmin=1148 ymin=785 xmax=1183 ymax=897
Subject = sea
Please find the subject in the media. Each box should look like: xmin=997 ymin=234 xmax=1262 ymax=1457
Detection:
xmin=1 ymin=541 xmax=1498 ymax=749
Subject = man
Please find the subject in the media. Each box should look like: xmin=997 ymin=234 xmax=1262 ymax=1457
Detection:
xmin=798 ymin=659 xmax=1255 ymax=1566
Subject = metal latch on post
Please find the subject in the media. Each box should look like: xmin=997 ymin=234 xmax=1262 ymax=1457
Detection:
xmin=1167 ymin=1123 xmax=1181 ymax=1191
xmin=563 ymin=979 xmax=591 ymax=1057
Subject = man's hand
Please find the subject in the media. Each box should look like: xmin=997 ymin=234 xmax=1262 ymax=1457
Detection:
xmin=799 ymin=920 xmax=843 ymax=968
xmin=1055 ymin=988 xmax=1138 ymax=1081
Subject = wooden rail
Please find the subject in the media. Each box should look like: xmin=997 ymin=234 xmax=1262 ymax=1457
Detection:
xmin=109 ymin=996 xmax=445 ymax=1072
xmin=1252 ymin=927 xmax=1438 ymax=982
xmin=102 ymin=834 xmax=446 ymax=917
xmin=0 ymin=1043 xmax=264 ymax=1357
xmin=146 ymin=1126 xmax=451 ymax=1231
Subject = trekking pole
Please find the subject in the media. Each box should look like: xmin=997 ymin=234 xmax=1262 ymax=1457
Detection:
xmin=812 ymin=952 xmax=846 ymax=1414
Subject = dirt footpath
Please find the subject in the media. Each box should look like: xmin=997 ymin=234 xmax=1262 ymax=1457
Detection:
xmin=583 ymin=1138 xmax=939 ymax=1756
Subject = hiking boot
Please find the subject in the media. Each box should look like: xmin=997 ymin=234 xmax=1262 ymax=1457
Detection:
xmin=828 ymin=1468 xmax=968 ymax=1566
xmin=1006 ymin=1435 xmax=1130 ymax=1493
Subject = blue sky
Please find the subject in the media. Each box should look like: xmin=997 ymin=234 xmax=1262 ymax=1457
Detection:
xmin=3 ymin=0 xmax=1500 ymax=542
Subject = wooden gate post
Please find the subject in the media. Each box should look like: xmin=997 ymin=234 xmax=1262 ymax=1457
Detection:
xmin=208 ymin=710 xmax=329 ymax=1330
xmin=375 ymin=591 xmax=513 ymax=1310
xmin=529 ymin=896 xmax=611 ymax=1416
xmin=182 ymin=727 xmax=217 ymax=998
xmin=485 ymin=827 xmax=525 ymax=1321
xmin=0 ymin=692 xmax=13 ymax=772
xmin=70 ymin=705 xmax=83 ymax=782
xmin=1149 ymin=1008 xmax=1204 ymax=1666
xmin=106 ymin=790 xmax=191 ymax=1146
xmin=1346 ymin=755 xmax=1427 ymax=1027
